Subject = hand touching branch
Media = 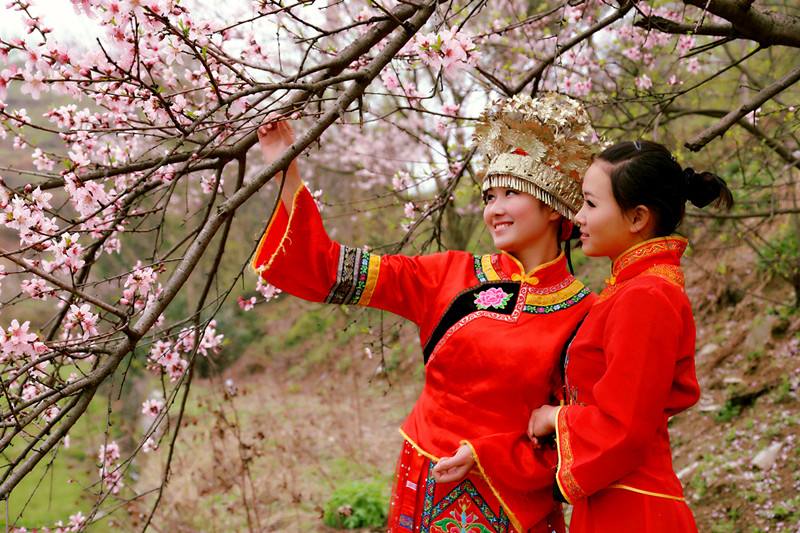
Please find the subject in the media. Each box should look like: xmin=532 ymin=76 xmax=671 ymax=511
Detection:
xmin=257 ymin=118 xmax=303 ymax=209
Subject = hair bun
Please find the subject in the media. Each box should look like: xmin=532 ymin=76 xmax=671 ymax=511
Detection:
xmin=684 ymin=167 xmax=734 ymax=209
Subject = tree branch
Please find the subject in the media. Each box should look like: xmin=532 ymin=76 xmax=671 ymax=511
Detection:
xmin=633 ymin=15 xmax=737 ymax=37
xmin=685 ymin=63 xmax=800 ymax=151
xmin=513 ymin=0 xmax=633 ymax=96
xmin=682 ymin=0 xmax=800 ymax=47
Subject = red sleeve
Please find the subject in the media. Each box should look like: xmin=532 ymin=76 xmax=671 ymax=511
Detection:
xmin=555 ymin=285 xmax=683 ymax=503
xmin=462 ymin=434 xmax=559 ymax=530
xmin=251 ymin=184 xmax=454 ymax=326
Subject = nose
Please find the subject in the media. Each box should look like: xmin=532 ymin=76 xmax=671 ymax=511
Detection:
xmin=487 ymin=195 xmax=506 ymax=216
xmin=575 ymin=205 xmax=586 ymax=226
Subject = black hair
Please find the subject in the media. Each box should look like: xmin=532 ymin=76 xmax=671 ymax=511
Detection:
xmin=597 ymin=140 xmax=734 ymax=236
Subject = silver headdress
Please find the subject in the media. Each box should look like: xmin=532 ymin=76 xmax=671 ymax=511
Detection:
xmin=474 ymin=93 xmax=597 ymax=220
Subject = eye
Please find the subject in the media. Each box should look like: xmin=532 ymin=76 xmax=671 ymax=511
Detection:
xmin=586 ymin=199 xmax=596 ymax=208
xmin=505 ymin=189 xmax=518 ymax=197
xmin=483 ymin=192 xmax=494 ymax=204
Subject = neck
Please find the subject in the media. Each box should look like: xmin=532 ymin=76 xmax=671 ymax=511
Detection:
xmin=610 ymin=231 xmax=659 ymax=262
xmin=513 ymin=240 xmax=561 ymax=273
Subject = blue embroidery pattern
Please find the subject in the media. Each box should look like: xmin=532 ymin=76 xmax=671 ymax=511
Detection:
xmin=523 ymin=286 xmax=592 ymax=314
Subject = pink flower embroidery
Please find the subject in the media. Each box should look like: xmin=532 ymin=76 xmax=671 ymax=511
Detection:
xmin=474 ymin=287 xmax=512 ymax=310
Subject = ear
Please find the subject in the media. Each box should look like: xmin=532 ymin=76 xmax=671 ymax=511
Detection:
xmin=625 ymin=205 xmax=652 ymax=234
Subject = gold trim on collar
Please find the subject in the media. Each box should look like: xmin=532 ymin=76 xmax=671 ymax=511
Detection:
xmin=611 ymin=235 xmax=688 ymax=278
xmin=525 ymin=279 xmax=586 ymax=306
xmin=480 ymin=254 xmax=501 ymax=282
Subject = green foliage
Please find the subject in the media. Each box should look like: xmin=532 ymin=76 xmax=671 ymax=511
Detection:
xmin=322 ymin=480 xmax=388 ymax=529
xmin=714 ymin=400 xmax=742 ymax=423
xmin=756 ymin=225 xmax=800 ymax=306
xmin=772 ymin=375 xmax=793 ymax=404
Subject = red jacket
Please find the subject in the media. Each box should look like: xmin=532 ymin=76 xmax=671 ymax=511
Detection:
xmin=253 ymin=185 xmax=596 ymax=530
xmin=555 ymin=236 xmax=700 ymax=531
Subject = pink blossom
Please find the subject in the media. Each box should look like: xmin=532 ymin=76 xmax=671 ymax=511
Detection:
xmin=141 ymin=398 xmax=164 ymax=417
xmin=677 ymin=35 xmax=695 ymax=56
xmin=64 ymin=303 xmax=99 ymax=339
xmin=100 ymin=467 xmax=123 ymax=494
xmin=21 ymin=277 xmax=51 ymax=300
xmin=381 ymin=70 xmax=400 ymax=90
xmin=635 ymin=74 xmax=653 ymax=91
xmin=68 ymin=512 xmax=86 ymax=531
xmin=166 ymin=357 xmax=188 ymax=381
xmin=1 ymin=319 xmax=39 ymax=359
xmin=30 ymin=187 xmax=52 ymax=209
xmin=237 ymin=296 xmax=256 ymax=311
xmin=623 ymin=47 xmax=642 ymax=62
xmin=42 ymin=405 xmax=60 ymax=422
xmin=198 ymin=320 xmax=224 ymax=356
xmin=20 ymin=70 xmax=47 ymax=100
xmin=31 ymin=149 xmax=55 ymax=172
xmin=142 ymin=437 xmax=158 ymax=453
xmin=98 ymin=441 xmax=120 ymax=466
xmin=256 ymin=278 xmax=281 ymax=302
xmin=441 ymin=103 xmax=459 ymax=116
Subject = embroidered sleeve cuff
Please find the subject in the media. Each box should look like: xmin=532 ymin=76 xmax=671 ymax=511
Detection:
xmin=554 ymin=406 xmax=585 ymax=504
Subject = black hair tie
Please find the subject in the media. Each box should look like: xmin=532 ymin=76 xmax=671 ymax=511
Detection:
xmin=683 ymin=167 xmax=697 ymax=186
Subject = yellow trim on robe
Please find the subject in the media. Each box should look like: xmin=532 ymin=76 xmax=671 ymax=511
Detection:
xmin=359 ymin=254 xmax=382 ymax=306
xmin=460 ymin=439 xmax=524 ymax=533
xmin=251 ymin=182 xmax=305 ymax=276
xmin=398 ymin=428 xmax=439 ymax=463
xmin=480 ymin=254 xmax=501 ymax=281
xmin=553 ymin=405 xmax=575 ymax=505
xmin=525 ymin=279 xmax=585 ymax=306
xmin=609 ymin=484 xmax=686 ymax=501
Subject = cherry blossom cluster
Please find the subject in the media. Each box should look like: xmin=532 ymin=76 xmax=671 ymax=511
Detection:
xmin=98 ymin=441 xmax=123 ymax=494
xmin=238 ymin=279 xmax=282 ymax=311
xmin=412 ymin=29 xmax=479 ymax=74
xmin=146 ymin=320 xmax=223 ymax=381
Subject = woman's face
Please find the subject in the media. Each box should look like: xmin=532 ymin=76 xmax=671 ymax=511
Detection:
xmin=575 ymin=161 xmax=637 ymax=259
xmin=482 ymin=186 xmax=558 ymax=255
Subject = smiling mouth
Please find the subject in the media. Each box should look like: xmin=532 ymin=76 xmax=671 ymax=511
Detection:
xmin=494 ymin=222 xmax=513 ymax=230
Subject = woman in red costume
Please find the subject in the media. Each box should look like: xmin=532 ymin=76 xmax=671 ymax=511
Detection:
xmin=528 ymin=140 xmax=733 ymax=532
xmin=251 ymin=94 xmax=598 ymax=533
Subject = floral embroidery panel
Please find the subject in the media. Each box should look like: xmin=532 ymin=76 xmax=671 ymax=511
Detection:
xmin=474 ymin=287 xmax=513 ymax=310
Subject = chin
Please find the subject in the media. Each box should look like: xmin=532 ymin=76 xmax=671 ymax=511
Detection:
xmin=579 ymin=242 xmax=602 ymax=257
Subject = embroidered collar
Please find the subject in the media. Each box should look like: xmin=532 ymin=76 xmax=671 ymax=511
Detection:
xmin=606 ymin=235 xmax=688 ymax=286
xmin=499 ymin=251 xmax=569 ymax=287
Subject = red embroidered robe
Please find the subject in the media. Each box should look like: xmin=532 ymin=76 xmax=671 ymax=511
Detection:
xmin=252 ymin=185 xmax=596 ymax=532
xmin=554 ymin=236 xmax=700 ymax=532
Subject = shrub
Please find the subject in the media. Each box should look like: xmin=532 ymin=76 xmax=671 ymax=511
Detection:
xmin=323 ymin=480 xmax=388 ymax=529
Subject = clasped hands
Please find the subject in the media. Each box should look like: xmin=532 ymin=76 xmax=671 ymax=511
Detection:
xmin=432 ymin=404 xmax=559 ymax=484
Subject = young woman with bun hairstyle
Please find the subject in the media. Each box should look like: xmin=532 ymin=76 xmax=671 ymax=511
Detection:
xmin=528 ymin=140 xmax=732 ymax=532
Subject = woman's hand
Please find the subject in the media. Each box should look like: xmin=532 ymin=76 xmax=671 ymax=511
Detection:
xmin=258 ymin=118 xmax=295 ymax=165
xmin=432 ymin=444 xmax=474 ymax=484
xmin=527 ymin=405 xmax=559 ymax=446
xmin=257 ymin=117 xmax=302 ymax=208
